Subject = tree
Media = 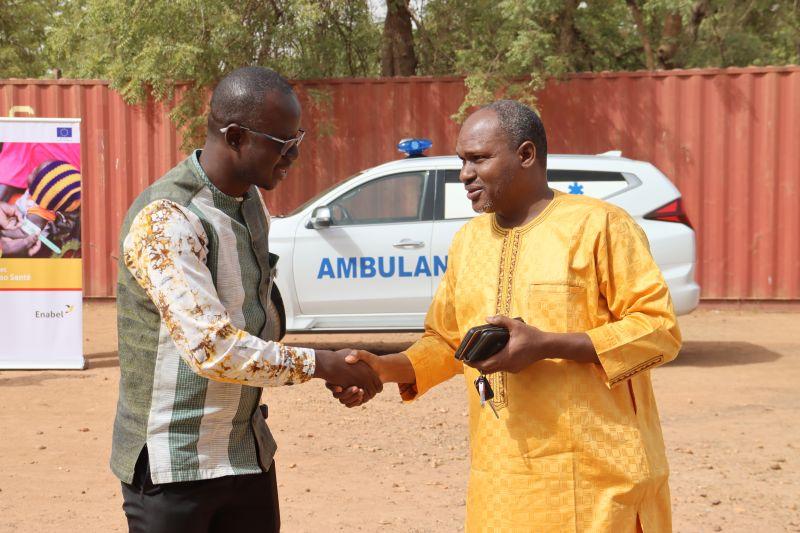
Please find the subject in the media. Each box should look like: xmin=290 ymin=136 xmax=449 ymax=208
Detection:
xmin=380 ymin=0 xmax=417 ymax=76
xmin=412 ymin=0 xmax=799 ymax=118
xmin=32 ymin=0 xmax=798 ymax=140
xmin=624 ymin=0 xmax=800 ymax=69
xmin=686 ymin=0 xmax=800 ymax=67
xmin=414 ymin=0 xmax=589 ymax=118
xmin=0 ymin=0 xmax=60 ymax=78
xmin=47 ymin=0 xmax=380 ymax=147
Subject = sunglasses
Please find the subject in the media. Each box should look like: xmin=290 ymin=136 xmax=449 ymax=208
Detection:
xmin=219 ymin=124 xmax=305 ymax=156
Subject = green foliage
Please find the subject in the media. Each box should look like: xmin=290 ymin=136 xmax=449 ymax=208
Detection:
xmin=415 ymin=0 xmax=630 ymax=118
xmin=0 ymin=0 xmax=61 ymax=77
xmin=414 ymin=0 xmax=800 ymax=120
xmin=685 ymin=0 xmax=800 ymax=67
xmin=2 ymin=0 xmax=795 ymax=142
xmin=47 ymin=0 xmax=380 ymax=148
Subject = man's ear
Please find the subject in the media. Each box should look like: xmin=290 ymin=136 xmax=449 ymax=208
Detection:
xmin=518 ymin=140 xmax=537 ymax=168
xmin=223 ymin=125 xmax=242 ymax=151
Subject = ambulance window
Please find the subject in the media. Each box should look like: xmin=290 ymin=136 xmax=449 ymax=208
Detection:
xmin=546 ymin=170 xmax=625 ymax=182
xmin=546 ymin=170 xmax=628 ymax=199
xmin=329 ymin=171 xmax=431 ymax=225
xmin=440 ymin=169 xmax=475 ymax=220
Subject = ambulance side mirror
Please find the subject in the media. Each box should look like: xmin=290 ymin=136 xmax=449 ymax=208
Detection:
xmin=308 ymin=206 xmax=332 ymax=229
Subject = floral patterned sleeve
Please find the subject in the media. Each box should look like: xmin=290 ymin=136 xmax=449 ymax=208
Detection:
xmin=122 ymin=199 xmax=315 ymax=386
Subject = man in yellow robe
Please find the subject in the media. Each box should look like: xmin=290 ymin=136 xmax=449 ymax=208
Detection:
xmin=333 ymin=100 xmax=681 ymax=532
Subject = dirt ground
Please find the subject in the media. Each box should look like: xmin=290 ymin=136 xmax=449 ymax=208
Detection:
xmin=0 ymin=301 xmax=798 ymax=533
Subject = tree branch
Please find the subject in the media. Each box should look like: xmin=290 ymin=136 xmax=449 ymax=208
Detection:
xmin=381 ymin=0 xmax=417 ymax=76
xmin=795 ymin=0 xmax=800 ymax=61
xmin=558 ymin=0 xmax=579 ymax=60
xmin=689 ymin=0 xmax=710 ymax=42
xmin=406 ymin=1 xmax=435 ymax=59
xmin=656 ymin=11 xmax=682 ymax=69
xmin=626 ymin=0 xmax=655 ymax=70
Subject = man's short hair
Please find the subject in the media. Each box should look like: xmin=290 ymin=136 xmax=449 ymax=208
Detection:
xmin=209 ymin=66 xmax=295 ymax=130
xmin=483 ymin=100 xmax=548 ymax=166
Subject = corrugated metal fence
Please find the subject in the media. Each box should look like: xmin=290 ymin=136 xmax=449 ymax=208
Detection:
xmin=2 ymin=66 xmax=798 ymax=299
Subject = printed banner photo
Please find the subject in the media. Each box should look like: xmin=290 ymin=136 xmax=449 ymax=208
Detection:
xmin=0 ymin=118 xmax=83 ymax=369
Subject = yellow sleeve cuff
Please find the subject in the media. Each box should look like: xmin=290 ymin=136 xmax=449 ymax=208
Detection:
xmin=399 ymin=336 xmax=463 ymax=401
xmin=586 ymin=324 xmax=676 ymax=388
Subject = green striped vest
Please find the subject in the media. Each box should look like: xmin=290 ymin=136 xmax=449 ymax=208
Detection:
xmin=111 ymin=152 xmax=278 ymax=484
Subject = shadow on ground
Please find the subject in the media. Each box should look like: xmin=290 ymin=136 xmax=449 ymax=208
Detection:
xmin=0 ymin=370 xmax=93 ymax=387
xmin=669 ymin=341 xmax=782 ymax=367
xmin=84 ymin=351 xmax=120 ymax=369
xmin=0 ymin=351 xmax=119 ymax=387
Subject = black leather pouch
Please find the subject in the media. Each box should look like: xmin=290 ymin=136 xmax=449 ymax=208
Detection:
xmin=454 ymin=318 xmax=524 ymax=363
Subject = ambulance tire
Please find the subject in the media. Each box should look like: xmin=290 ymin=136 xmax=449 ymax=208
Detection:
xmin=266 ymin=298 xmax=284 ymax=342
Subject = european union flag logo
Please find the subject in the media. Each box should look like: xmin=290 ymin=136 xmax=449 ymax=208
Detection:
xmin=56 ymin=127 xmax=73 ymax=138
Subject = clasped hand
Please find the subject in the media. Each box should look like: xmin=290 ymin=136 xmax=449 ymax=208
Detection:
xmin=324 ymin=350 xmax=385 ymax=408
xmin=315 ymin=349 xmax=383 ymax=405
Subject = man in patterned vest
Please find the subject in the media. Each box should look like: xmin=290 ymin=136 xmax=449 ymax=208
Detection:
xmin=112 ymin=66 xmax=382 ymax=533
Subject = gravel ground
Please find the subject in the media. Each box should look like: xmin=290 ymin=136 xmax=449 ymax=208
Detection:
xmin=0 ymin=301 xmax=798 ymax=532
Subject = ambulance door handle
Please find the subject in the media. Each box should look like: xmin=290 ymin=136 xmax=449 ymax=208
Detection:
xmin=393 ymin=239 xmax=425 ymax=249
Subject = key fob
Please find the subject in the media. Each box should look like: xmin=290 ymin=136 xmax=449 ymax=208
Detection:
xmin=475 ymin=375 xmax=499 ymax=418
xmin=474 ymin=375 xmax=495 ymax=401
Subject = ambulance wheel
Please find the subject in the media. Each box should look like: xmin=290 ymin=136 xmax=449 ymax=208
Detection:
xmin=266 ymin=299 xmax=284 ymax=342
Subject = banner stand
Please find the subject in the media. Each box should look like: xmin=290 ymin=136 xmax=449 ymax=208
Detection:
xmin=0 ymin=117 xmax=84 ymax=369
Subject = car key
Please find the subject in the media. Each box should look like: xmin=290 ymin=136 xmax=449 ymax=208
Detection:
xmin=474 ymin=375 xmax=499 ymax=419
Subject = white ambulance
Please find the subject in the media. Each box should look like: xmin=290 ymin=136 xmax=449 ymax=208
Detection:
xmin=266 ymin=142 xmax=699 ymax=336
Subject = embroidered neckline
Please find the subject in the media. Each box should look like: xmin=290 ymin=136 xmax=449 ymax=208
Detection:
xmin=490 ymin=190 xmax=564 ymax=237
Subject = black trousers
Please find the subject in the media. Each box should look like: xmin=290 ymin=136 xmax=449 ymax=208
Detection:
xmin=121 ymin=448 xmax=280 ymax=533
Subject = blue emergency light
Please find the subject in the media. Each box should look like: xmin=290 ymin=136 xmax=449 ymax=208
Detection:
xmin=397 ymin=138 xmax=432 ymax=158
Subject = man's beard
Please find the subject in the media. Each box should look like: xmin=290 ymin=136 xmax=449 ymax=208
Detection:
xmin=475 ymin=200 xmax=495 ymax=213
xmin=475 ymin=185 xmax=502 ymax=213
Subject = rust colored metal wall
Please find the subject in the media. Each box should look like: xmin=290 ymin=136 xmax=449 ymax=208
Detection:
xmin=1 ymin=80 xmax=185 ymax=297
xmin=537 ymin=67 xmax=800 ymax=300
xmin=2 ymin=67 xmax=798 ymax=299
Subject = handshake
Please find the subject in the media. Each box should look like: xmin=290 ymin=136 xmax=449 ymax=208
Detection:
xmin=313 ymin=349 xmax=401 ymax=408
xmin=308 ymin=315 xmax=547 ymax=407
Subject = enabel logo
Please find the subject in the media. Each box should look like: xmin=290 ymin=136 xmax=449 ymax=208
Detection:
xmin=34 ymin=304 xmax=75 ymax=319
